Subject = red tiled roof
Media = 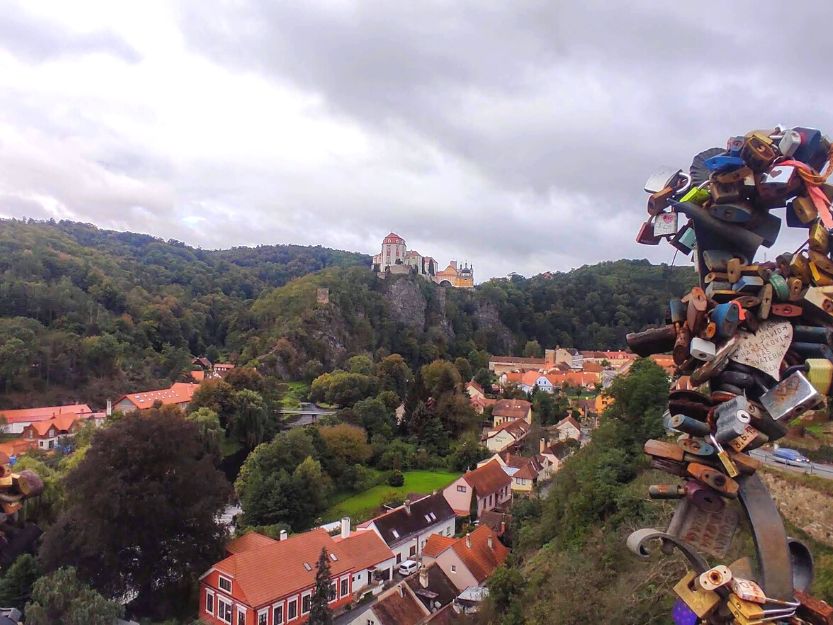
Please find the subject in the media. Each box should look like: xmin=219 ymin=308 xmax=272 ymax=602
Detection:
xmin=463 ymin=460 xmax=511 ymax=496
xmin=383 ymin=232 xmax=405 ymax=244
xmin=556 ymin=416 xmax=582 ymax=432
xmin=489 ymin=419 xmax=530 ymax=438
xmin=211 ymin=529 xmax=352 ymax=607
xmin=191 ymin=370 xmax=205 ymax=382
xmin=466 ymin=381 xmax=484 ymax=395
xmin=492 ymin=399 xmax=531 ymax=419
xmin=334 ymin=530 xmax=394 ymax=570
xmin=0 ymin=404 xmax=92 ymax=425
xmin=226 ymin=532 xmax=278 ymax=555
xmin=422 ymin=534 xmax=456 ymax=559
xmin=117 ymin=383 xmax=198 ymax=411
xmin=450 ymin=525 xmax=509 ymax=584
xmin=373 ymin=586 xmax=427 ymax=625
xmin=500 ymin=453 xmax=542 ymax=480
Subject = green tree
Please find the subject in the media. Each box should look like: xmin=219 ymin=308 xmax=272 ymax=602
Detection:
xmin=39 ymin=408 xmax=230 ymax=619
xmin=346 ymin=354 xmax=374 ymax=376
xmin=473 ymin=367 xmax=494 ymax=392
xmin=376 ymin=354 xmax=412 ymax=399
xmin=488 ymin=565 xmax=525 ymax=612
xmin=352 ymin=397 xmax=394 ymax=439
xmin=25 ymin=567 xmax=123 ymax=625
xmin=189 ymin=379 xmax=236 ymax=426
xmin=0 ymin=553 xmax=40 ymax=610
xmin=232 ymin=389 xmax=269 ymax=449
xmin=523 ymin=340 xmax=543 ymax=358
xmin=187 ymin=407 xmax=223 ymax=458
xmin=309 ymin=548 xmax=334 ymax=625
xmin=421 ymin=360 xmax=461 ymax=398
xmin=453 ymin=357 xmax=472 ymax=382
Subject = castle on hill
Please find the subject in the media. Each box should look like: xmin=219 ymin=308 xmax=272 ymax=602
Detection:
xmin=371 ymin=232 xmax=474 ymax=288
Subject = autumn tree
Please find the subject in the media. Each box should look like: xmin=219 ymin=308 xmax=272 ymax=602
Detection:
xmin=39 ymin=408 xmax=230 ymax=619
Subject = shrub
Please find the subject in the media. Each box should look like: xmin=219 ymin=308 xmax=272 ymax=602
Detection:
xmin=388 ymin=470 xmax=405 ymax=487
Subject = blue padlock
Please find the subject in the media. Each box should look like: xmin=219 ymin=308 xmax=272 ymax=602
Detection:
xmin=726 ymin=136 xmax=745 ymax=157
xmin=792 ymin=127 xmax=823 ymax=166
xmin=704 ymin=154 xmax=746 ymax=172
xmin=732 ymin=275 xmax=764 ymax=293
xmin=711 ymin=301 xmax=740 ymax=339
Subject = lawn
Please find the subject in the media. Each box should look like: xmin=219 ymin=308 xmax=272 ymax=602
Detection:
xmin=279 ymin=381 xmax=309 ymax=409
xmin=323 ymin=470 xmax=460 ymax=523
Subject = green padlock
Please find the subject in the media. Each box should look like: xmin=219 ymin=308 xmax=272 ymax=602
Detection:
xmin=680 ymin=185 xmax=711 ymax=205
xmin=769 ymin=273 xmax=790 ymax=301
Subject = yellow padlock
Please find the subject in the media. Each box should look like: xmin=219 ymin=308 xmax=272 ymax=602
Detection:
xmin=806 ymin=358 xmax=833 ymax=395
xmin=727 ymin=594 xmax=764 ymax=624
xmin=809 ymin=222 xmax=829 ymax=253
xmin=673 ymin=571 xmax=720 ymax=618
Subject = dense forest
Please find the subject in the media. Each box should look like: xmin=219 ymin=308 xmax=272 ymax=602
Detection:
xmin=0 ymin=218 xmax=696 ymax=406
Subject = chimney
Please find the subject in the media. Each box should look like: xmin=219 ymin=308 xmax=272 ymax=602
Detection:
xmin=465 ymin=533 xmax=472 ymax=549
xmin=500 ymin=521 xmax=506 ymax=535
xmin=450 ymin=260 xmax=457 ymax=269
xmin=419 ymin=568 xmax=429 ymax=589
xmin=106 ymin=399 xmax=112 ymax=417
xmin=404 ymin=500 xmax=411 ymax=515
xmin=398 ymin=585 xmax=404 ymax=597
xmin=487 ymin=536 xmax=493 ymax=550
xmin=341 ymin=517 xmax=350 ymax=539
xmin=539 ymin=437 xmax=546 ymax=454
xmin=279 ymin=529 xmax=288 ymax=541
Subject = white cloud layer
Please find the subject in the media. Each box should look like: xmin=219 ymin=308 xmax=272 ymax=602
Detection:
xmin=0 ymin=0 xmax=829 ymax=279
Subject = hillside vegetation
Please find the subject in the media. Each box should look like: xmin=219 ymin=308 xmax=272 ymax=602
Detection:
xmin=0 ymin=218 xmax=696 ymax=404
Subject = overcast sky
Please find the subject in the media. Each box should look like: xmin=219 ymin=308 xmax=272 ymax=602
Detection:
xmin=0 ymin=1 xmax=830 ymax=281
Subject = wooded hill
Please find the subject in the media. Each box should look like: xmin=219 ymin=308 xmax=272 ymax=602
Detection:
xmin=0 ymin=218 xmax=697 ymax=405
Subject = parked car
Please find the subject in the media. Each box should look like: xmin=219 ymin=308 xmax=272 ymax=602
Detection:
xmin=398 ymin=560 xmax=420 ymax=576
xmin=773 ymin=447 xmax=811 ymax=467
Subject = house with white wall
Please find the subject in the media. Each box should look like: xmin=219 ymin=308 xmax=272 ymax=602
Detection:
xmin=421 ymin=526 xmax=509 ymax=592
xmin=442 ymin=460 xmax=511 ymax=519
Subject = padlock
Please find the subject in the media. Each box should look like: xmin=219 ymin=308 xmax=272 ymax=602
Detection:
xmin=671 ymin=222 xmax=697 ymax=254
xmin=673 ymin=324 xmax=693 ymax=367
xmin=636 ymin=218 xmax=662 ymax=245
xmin=713 ymin=369 xmax=755 ymax=389
xmin=704 ymin=154 xmax=746 ymax=172
xmin=779 ymin=129 xmax=802 ymax=157
xmin=727 ymin=449 xmax=763 ymax=474
xmin=690 ymin=337 xmax=716 ymax=361
xmin=698 ymin=565 xmax=733 ymax=591
xmin=805 ymin=358 xmax=833 ymax=395
xmin=790 ymin=251 xmax=812 ymax=282
xmin=626 ymin=325 xmax=677 ymax=356
xmin=810 ymin=250 xmax=833 ymax=276
xmin=704 ymin=271 xmax=729 ymax=284
xmin=653 ymin=211 xmax=679 ymax=236
xmin=715 ymin=406 xmax=752 ymax=444
xmin=792 ymin=127 xmax=824 ymax=167
xmin=670 ymin=298 xmax=687 ymax=324
xmin=733 ymin=294 xmax=761 ymax=309
xmin=687 ymin=462 xmax=739 ymax=497
xmin=734 ymin=275 xmax=765 ymax=293
xmin=673 ymin=571 xmax=720 ymax=618
xmin=677 ymin=437 xmax=715 ymax=457
xmin=746 ymin=400 xmax=788 ymax=442
xmin=684 ymin=480 xmax=725 ymax=512
xmin=728 ymin=424 xmax=769 ymax=452
xmin=709 ymin=201 xmax=754 ymax=223
xmin=795 ymin=589 xmax=833 ymax=625
xmin=727 ymin=135 xmax=745 ymax=157
xmin=711 ymin=301 xmax=741 ymax=338
xmin=667 ymin=413 xmax=711 ymax=437
xmin=705 ymin=280 xmax=735 ymax=301
xmin=788 ymin=196 xmax=819 ymax=224
xmin=644 ymin=439 xmax=684 ymax=462
xmin=727 ymin=594 xmax=797 ymax=625
xmin=708 ymin=433 xmax=740 ymax=478
xmin=644 ymin=168 xmax=687 ymax=194
xmin=788 ymin=276 xmax=805 ymax=301
xmin=730 ymin=578 xmax=767 ymax=604
xmin=690 ymin=335 xmax=740 ymax=385
xmin=648 ymin=186 xmax=675 ymax=215
xmin=686 ymin=287 xmax=708 ymax=333
xmin=702 ymin=250 xmax=741 ymax=272
xmin=801 ymin=285 xmax=833 ymax=324
xmin=760 ymin=371 xmax=823 ymax=421
xmin=680 ymin=185 xmax=711 ymax=205
xmin=757 ymin=164 xmax=801 ymax=208
xmin=651 ymin=457 xmax=687 ymax=477
xmin=648 ymin=484 xmax=685 ymax=500
xmin=715 ymin=165 xmax=752 ymax=185
xmin=758 ymin=283 xmax=773 ymax=319
xmin=794 ymin=325 xmax=833 ymax=346
xmin=772 ymin=302 xmax=803 ymax=317
xmin=710 ymin=179 xmax=743 ymax=204
xmin=809 ymin=223 xmax=830 ymax=254
xmin=742 ymin=133 xmax=777 ymax=171
xmin=810 ymin=262 xmax=833 ymax=286
xmin=770 ymin=273 xmax=791 ymax=300
xmin=790 ymin=342 xmax=833 ymax=360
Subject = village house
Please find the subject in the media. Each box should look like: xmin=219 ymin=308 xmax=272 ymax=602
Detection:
xmin=200 ymin=526 xmax=390 ymax=625
xmin=114 ymin=382 xmax=199 ymax=414
xmin=421 ymin=525 xmax=509 ymax=592
xmin=348 ymin=582 xmax=428 ymax=625
xmin=483 ymin=418 xmax=530 ymax=454
xmin=553 ymin=416 xmax=583 ymax=442
xmin=487 ymin=350 xmax=555 ymax=377
xmin=442 ymin=460 xmax=511 ymax=519
xmin=490 ymin=399 xmax=532 ymax=427
xmin=333 ymin=519 xmax=398 ymax=590
xmin=0 ymin=404 xmax=94 ymax=435
xmin=538 ymin=439 xmax=574 ymax=477
xmin=359 ymin=493 xmax=456 ymax=564
xmin=477 ymin=452 xmax=547 ymax=493
xmin=465 ymin=381 xmax=496 ymax=415
xmin=20 ymin=412 xmax=103 ymax=451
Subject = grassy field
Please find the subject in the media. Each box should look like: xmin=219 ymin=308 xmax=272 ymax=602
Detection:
xmin=323 ymin=470 xmax=460 ymax=523
xmin=279 ymin=381 xmax=309 ymax=409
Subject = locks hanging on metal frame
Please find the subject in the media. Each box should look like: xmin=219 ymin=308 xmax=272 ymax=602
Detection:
xmin=672 ymin=571 xmax=720 ymax=618
xmin=760 ymin=371 xmax=823 ymax=421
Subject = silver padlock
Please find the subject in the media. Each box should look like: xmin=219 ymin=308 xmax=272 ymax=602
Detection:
xmin=778 ymin=130 xmax=801 ymax=157
xmin=653 ymin=211 xmax=678 ymax=237
xmin=715 ymin=407 xmax=752 ymax=444
xmin=760 ymin=371 xmax=823 ymax=422
xmin=761 ymin=164 xmax=796 ymax=187
xmin=690 ymin=337 xmax=716 ymax=361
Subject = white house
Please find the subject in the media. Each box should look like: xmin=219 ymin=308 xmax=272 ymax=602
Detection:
xmin=334 ymin=518 xmax=398 ymax=590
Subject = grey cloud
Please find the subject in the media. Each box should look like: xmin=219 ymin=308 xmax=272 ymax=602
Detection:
xmin=0 ymin=3 xmax=140 ymax=63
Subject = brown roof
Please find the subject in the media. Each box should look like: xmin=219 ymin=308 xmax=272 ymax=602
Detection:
xmin=334 ymin=530 xmax=394 ymax=570
xmin=425 ymin=604 xmax=462 ymax=625
xmin=466 ymin=380 xmax=484 ymax=394
xmin=372 ymin=586 xmax=428 ymax=625
xmin=405 ymin=564 xmax=458 ymax=611
xmin=0 ymin=404 xmax=92 ymax=425
xmin=462 ymin=460 xmax=511 ymax=497
xmin=492 ymin=399 xmax=531 ymax=419
xmin=422 ymin=534 xmax=456 ymax=559
xmin=478 ymin=510 xmax=512 ymax=536
xmin=489 ymin=419 xmax=530 ymax=439
xmin=226 ymin=532 xmax=278 ymax=555
xmin=489 ymin=356 xmax=545 ymax=366
xmin=583 ymin=362 xmax=604 ymax=373
xmin=556 ymin=416 xmax=582 ymax=432
xmin=117 ymin=383 xmax=198 ymax=411
xmin=211 ymin=528 xmax=352 ymax=607
xmin=500 ymin=453 xmax=542 ymax=480
xmin=542 ymin=440 xmax=573 ymax=460
xmin=450 ymin=525 xmax=509 ymax=583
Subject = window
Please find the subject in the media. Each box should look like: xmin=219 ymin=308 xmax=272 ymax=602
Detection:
xmin=409 ymin=545 xmax=416 ymax=557
xmin=287 ymin=599 xmax=297 ymax=621
xmin=218 ymin=576 xmax=232 ymax=593
xmin=329 ymin=582 xmax=337 ymax=602
xmin=258 ymin=611 xmax=267 ymax=625
xmin=302 ymin=593 xmax=311 ymax=614
xmin=237 ymin=607 xmax=246 ymax=625
xmin=341 ymin=578 xmax=349 ymax=597
xmin=205 ymin=590 xmax=214 ymax=614
xmin=456 ymin=485 xmax=466 ymax=493
xmin=391 ymin=529 xmax=399 ymax=539
xmin=273 ymin=605 xmax=284 ymax=625
xmin=218 ymin=598 xmax=233 ymax=624
xmin=451 ymin=565 xmax=457 ymax=573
